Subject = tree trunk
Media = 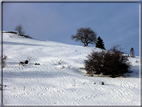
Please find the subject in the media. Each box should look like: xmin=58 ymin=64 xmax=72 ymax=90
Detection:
xmin=83 ymin=43 xmax=88 ymax=47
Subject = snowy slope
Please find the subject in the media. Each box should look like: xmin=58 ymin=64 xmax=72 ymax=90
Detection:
xmin=2 ymin=32 xmax=141 ymax=106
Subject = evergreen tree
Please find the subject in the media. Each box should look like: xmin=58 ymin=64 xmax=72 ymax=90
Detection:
xmin=96 ymin=36 xmax=105 ymax=50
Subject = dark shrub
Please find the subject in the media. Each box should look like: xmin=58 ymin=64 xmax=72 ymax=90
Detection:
xmin=84 ymin=45 xmax=130 ymax=78
xmin=85 ymin=51 xmax=105 ymax=75
xmin=24 ymin=35 xmax=32 ymax=39
xmin=20 ymin=34 xmax=32 ymax=39
xmin=5 ymin=31 xmax=17 ymax=34
xmin=35 ymin=63 xmax=40 ymax=65
xmin=25 ymin=60 xmax=29 ymax=64
xmin=103 ymin=52 xmax=129 ymax=77
xmin=101 ymin=82 xmax=104 ymax=85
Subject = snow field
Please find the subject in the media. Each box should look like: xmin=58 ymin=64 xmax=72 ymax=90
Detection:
xmin=2 ymin=33 xmax=141 ymax=105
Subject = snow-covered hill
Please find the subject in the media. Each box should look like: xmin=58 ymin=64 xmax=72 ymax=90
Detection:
xmin=2 ymin=32 xmax=141 ymax=106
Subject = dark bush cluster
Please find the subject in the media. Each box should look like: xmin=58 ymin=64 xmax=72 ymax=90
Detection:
xmin=19 ymin=60 xmax=29 ymax=66
xmin=84 ymin=45 xmax=130 ymax=78
xmin=35 ymin=63 xmax=40 ymax=65
xmin=4 ymin=30 xmax=32 ymax=39
xmin=4 ymin=31 xmax=17 ymax=34
xmin=25 ymin=60 xmax=29 ymax=64
xmin=20 ymin=34 xmax=32 ymax=39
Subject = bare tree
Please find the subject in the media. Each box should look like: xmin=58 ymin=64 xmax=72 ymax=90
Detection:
xmin=15 ymin=24 xmax=25 ymax=36
xmin=130 ymin=47 xmax=134 ymax=57
xmin=71 ymin=27 xmax=97 ymax=46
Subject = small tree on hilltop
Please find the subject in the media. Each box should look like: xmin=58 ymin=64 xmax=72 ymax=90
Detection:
xmin=130 ymin=47 xmax=134 ymax=57
xmin=71 ymin=27 xmax=97 ymax=46
xmin=15 ymin=24 xmax=25 ymax=36
xmin=96 ymin=36 xmax=106 ymax=50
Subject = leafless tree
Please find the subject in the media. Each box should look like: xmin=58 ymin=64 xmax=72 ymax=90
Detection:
xmin=71 ymin=27 xmax=97 ymax=46
xmin=15 ymin=24 xmax=25 ymax=36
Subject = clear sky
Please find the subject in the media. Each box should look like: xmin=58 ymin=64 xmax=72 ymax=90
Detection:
xmin=3 ymin=2 xmax=140 ymax=56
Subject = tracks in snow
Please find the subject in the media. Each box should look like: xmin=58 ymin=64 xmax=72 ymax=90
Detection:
xmin=3 ymin=33 xmax=140 ymax=105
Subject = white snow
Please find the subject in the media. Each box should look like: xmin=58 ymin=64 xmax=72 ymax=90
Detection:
xmin=2 ymin=32 xmax=141 ymax=106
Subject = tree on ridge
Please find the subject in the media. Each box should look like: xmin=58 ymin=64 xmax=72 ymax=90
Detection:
xmin=71 ymin=27 xmax=97 ymax=46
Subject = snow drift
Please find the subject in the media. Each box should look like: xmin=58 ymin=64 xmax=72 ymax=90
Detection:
xmin=2 ymin=32 xmax=141 ymax=106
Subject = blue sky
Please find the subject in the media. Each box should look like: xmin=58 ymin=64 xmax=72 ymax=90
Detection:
xmin=3 ymin=2 xmax=139 ymax=56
